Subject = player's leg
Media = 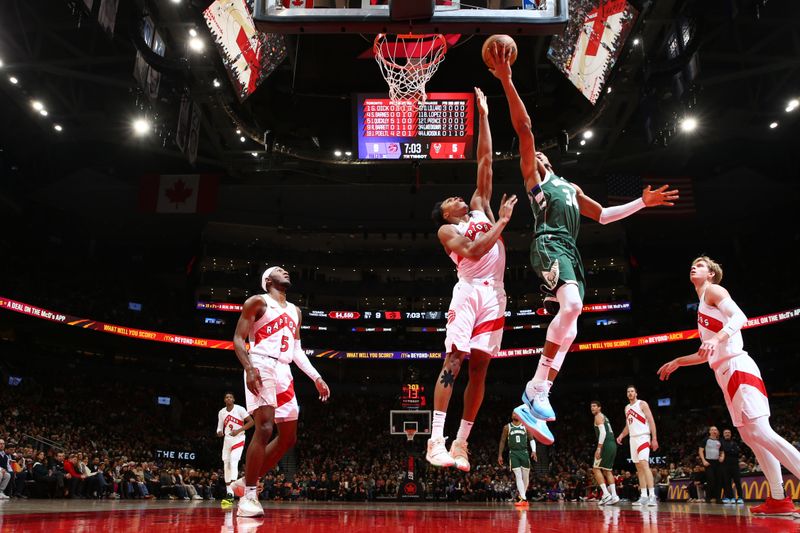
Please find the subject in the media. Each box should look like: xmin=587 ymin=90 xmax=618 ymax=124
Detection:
xmin=524 ymin=282 xmax=582 ymax=421
xmin=642 ymin=464 xmax=657 ymax=505
xmin=739 ymin=416 xmax=800 ymax=514
xmin=604 ymin=470 xmax=619 ymax=504
xmin=592 ymin=467 xmax=610 ymax=504
xmin=229 ymin=443 xmax=244 ymax=489
xmin=521 ymin=466 xmax=530 ymax=500
xmin=261 ymin=420 xmax=298 ymax=476
xmin=511 ymin=466 xmax=527 ymax=504
xmin=239 ymin=405 xmax=274 ymax=517
xmin=448 ymin=349 xmax=491 ymax=472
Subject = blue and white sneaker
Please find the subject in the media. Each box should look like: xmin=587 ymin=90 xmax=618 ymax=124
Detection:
xmin=722 ymin=498 xmax=733 ymax=504
xmin=522 ymin=379 xmax=556 ymax=422
xmin=513 ymin=404 xmax=554 ymax=445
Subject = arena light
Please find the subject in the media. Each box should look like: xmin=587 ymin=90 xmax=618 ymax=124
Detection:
xmin=632 ymin=38 xmax=640 ymax=46
xmin=580 ymin=139 xmax=586 ymax=146
xmin=345 ymin=151 xmax=352 ymax=156
xmin=8 ymin=76 xmax=18 ymax=84
xmin=769 ymin=122 xmax=778 ymax=129
xmin=334 ymin=150 xmax=343 ymax=157
xmin=251 ymin=152 xmax=258 ymax=157
xmin=213 ymin=78 xmax=221 ymax=88
xmin=786 ymin=99 xmax=799 ymax=113
xmin=582 ymin=130 xmax=593 ymax=139
xmin=188 ymin=37 xmax=204 ymax=52
xmin=189 ymin=28 xmax=198 ymax=37
xmin=0 ymin=59 xmax=4 ymax=68
xmin=31 ymin=100 xmax=44 ymax=111
xmin=680 ymin=117 xmax=698 ymax=133
xmin=239 ymin=136 xmax=246 ymax=143
xmin=39 ymin=109 xmax=48 ymax=116
xmin=53 ymin=124 xmax=63 ymax=132
xmin=132 ymin=118 xmax=151 ymax=135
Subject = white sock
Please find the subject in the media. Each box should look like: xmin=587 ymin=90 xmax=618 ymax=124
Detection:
xmin=245 ymin=486 xmax=257 ymax=500
xmin=647 ymin=487 xmax=655 ymax=498
xmin=640 ymin=488 xmax=647 ymax=498
xmin=432 ymin=410 xmax=447 ymax=440
xmin=456 ymin=419 xmax=474 ymax=442
xmin=533 ymin=358 xmax=552 ymax=382
xmin=600 ymin=483 xmax=609 ymax=497
xmin=609 ymin=484 xmax=617 ymax=497
xmin=226 ymin=482 xmax=234 ymax=497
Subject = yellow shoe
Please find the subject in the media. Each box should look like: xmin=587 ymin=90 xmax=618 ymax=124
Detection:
xmin=220 ymin=497 xmax=234 ymax=509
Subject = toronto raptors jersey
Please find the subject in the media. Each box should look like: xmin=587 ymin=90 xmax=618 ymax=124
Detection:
xmin=217 ymin=404 xmax=249 ymax=439
xmin=697 ymin=290 xmax=746 ymax=370
xmin=248 ymin=295 xmax=299 ymax=364
xmin=625 ymin=400 xmax=650 ymax=437
xmin=447 ymin=210 xmax=506 ymax=281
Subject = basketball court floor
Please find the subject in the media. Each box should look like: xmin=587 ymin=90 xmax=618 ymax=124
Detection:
xmin=1 ymin=501 xmax=798 ymax=532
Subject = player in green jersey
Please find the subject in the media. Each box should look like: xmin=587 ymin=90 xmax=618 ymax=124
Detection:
xmin=487 ymin=43 xmax=679 ymax=439
xmin=498 ymin=411 xmax=538 ymax=507
xmin=591 ymin=400 xmax=620 ymax=505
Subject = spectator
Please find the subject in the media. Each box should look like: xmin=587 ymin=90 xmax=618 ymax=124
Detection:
xmin=0 ymin=439 xmax=11 ymax=499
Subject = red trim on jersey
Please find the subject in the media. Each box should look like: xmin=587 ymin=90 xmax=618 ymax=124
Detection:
xmin=697 ymin=311 xmax=723 ymax=333
xmin=277 ymin=381 xmax=296 ymax=407
xmin=626 ymin=408 xmax=647 ymax=425
xmin=230 ymin=441 xmax=245 ymax=451
xmin=637 ymin=442 xmax=650 ymax=454
xmin=254 ymin=313 xmax=298 ymax=346
xmin=472 ymin=317 xmax=505 ymax=338
xmin=727 ymin=371 xmax=767 ymax=400
xmin=223 ymin=415 xmax=244 ymax=427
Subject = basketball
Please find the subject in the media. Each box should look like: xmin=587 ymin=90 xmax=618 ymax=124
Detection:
xmin=482 ymin=34 xmax=518 ymax=69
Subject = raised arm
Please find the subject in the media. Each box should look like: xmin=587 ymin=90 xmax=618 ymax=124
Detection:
xmin=576 ymin=184 xmax=679 ymax=223
xmin=470 ymin=87 xmax=495 ymax=222
xmin=438 ymin=194 xmax=517 ymax=259
xmin=292 ymin=307 xmax=330 ymax=402
xmin=489 ymin=43 xmax=541 ymax=192
xmin=498 ymin=424 xmax=509 ymax=465
xmin=640 ymin=401 xmax=658 ymax=451
xmin=233 ymin=295 xmax=266 ymax=396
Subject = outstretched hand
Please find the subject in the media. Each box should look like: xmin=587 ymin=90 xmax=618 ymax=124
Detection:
xmin=475 ymin=87 xmax=488 ymax=117
xmin=642 ymin=184 xmax=679 ymax=207
xmin=498 ymin=193 xmax=518 ymax=223
xmin=316 ymin=378 xmax=331 ymax=402
xmin=488 ymin=42 xmax=513 ymax=81
xmin=657 ymin=360 xmax=680 ymax=381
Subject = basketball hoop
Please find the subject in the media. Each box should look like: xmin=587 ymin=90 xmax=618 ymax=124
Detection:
xmin=404 ymin=428 xmax=418 ymax=442
xmin=373 ymin=33 xmax=448 ymax=105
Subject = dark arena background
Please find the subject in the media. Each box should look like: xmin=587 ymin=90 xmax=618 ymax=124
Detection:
xmin=1 ymin=0 xmax=800 ymax=531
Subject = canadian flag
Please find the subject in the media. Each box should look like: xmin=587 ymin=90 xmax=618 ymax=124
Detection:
xmin=138 ymin=174 xmax=219 ymax=213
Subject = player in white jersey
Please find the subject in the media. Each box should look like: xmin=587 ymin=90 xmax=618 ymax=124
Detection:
xmin=217 ymin=393 xmax=253 ymax=507
xmin=658 ymin=256 xmax=800 ymax=517
xmin=426 ymin=87 xmax=525 ymax=471
xmin=232 ymin=266 xmax=330 ymax=517
xmin=615 ymin=385 xmax=658 ymax=506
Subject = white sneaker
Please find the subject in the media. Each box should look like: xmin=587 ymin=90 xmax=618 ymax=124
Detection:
xmin=648 ymin=495 xmax=658 ymax=507
xmin=608 ymin=495 xmax=620 ymax=505
xmin=236 ymin=496 xmax=264 ymax=517
xmin=192 ymin=494 xmax=203 ymax=500
xmin=449 ymin=439 xmax=470 ymax=472
xmin=632 ymin=496 xmax=648 ymax=506
xmin=523 ymin=380 xmax=556 ymax=421
xmin=0 ymin=493 xmax=9 ymax=500
xmin=426 ymin=437 xmax=455 ymax=468
xmin=598 ymin=494 xmax=612 ymax=505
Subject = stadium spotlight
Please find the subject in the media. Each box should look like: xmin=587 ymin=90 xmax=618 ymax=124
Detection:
xmin=580 ymin=139 xmax=586 ymax=146
xmin=189 ymin=28 xmax=198 ymax=37
xmin=251 ymin=152 xmax=258 ymax=157
xmin=786 ymin=99 xmax=798 ymax=112
xmin=8 ymin=76 xmax=18 ymax=84
xmin=334 ymin=150 xmax=343 ymax=157
xmin=54 ymin=124 xmax=63 ymax=132
xmin=680 ymin=117 xmax=698 ymax=133
xmin=188 ymin=37 xmax=204 ymax=52
xmin=39 ymin=109 xmax=48 ymax=116
xmin=582 ymin=130 xmax=593 ymax=139
xmin=769 ymin=122 xmax=778 ymax=129
xmin=213 ymin=78 xmax=221 ymax=88
xmin=31 ymin=100 xmax=44 ymax=111
xmin=133 ymin=118 xmax=151 ymax=135
xmin=632 ymin=38 xmax=640 ymax=45
xmin=345 ymin=151 xmax=352 ymax=156
xmin=239 ymin=136 xmax=246 ymax=143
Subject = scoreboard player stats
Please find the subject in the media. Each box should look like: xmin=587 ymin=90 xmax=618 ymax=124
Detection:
xmin=355 ymin=93 xmax=475 ymax=160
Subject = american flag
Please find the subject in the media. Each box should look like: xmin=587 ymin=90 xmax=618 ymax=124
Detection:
xmin=607 ymin=175 xmax=695 ymax=216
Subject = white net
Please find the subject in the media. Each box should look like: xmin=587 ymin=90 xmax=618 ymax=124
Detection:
xmin=374 ymin=33 xmax=448 ymax=105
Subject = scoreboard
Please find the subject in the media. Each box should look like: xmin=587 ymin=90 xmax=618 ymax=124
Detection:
xmin=355 ymin=93 xmax=475 ymax=160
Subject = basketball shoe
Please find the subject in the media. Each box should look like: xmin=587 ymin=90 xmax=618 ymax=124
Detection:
xmin=598 ymin=494 xmax=612 ymax=506
xmin=426 ymin=437 xmax=455 ymax=467
xmin=514 ymin=496 xmax=529 ymax=508
xmin=608 ymin=495 xmax=620 ymax=505
xmin=522 ymin=380 xmax=556 ymax=421
xmin=220 ymin=495 xmax=234 ymax=509
xmin=237 ymin=495 xmax=264 ymax=518
xmin=750 ymin=496 xmax=796 ymax=516
xmin=449 ymin=439 xmax=470 ymax=472
xmin=647 ymin=495 xmax=658 ymax=507
xmin=632 ymin=495 xmax=649 ymax=506
xmin=513 ymin=404 xmax=554 ymax=445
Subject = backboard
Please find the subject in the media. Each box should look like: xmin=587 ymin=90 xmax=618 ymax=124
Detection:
xmin=390 ymin=410 xmax=431 ymax=438
xmin=254 ymin=0 xmax=569 ymax=35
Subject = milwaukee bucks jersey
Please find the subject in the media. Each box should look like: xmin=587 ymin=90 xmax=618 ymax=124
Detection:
xmin=595 ymin=415 xmax=616 ymax=446
xmin=508 ymin=423 xmax=529 ymax=452
xmin=529 ymin=172 xmax=581 ymax=242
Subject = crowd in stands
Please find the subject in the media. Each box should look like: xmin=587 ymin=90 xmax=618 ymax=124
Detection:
xmin=3 ymin=361 xmax=799 ymax=504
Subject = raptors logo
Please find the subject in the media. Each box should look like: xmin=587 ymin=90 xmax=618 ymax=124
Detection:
xmin=446 ymin=309 xmax=456 ymax=324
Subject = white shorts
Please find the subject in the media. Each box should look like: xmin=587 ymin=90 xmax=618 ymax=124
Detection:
xmin=714 ymin=353 xmax=770 ymax=427
xmin=444 ymin=280 xmax=506 ymax=357
xmin=222 ymin=436 xmax=245 ymax=462
xmin=274 ymin=361 xmax=299 ymax=423
xmin=630 ymin=434 xmax=651 ymax=463
xmin=244 ymin=356 xmax=278 ymax=414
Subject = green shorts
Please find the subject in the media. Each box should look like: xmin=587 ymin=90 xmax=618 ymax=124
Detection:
xmin=530 ymin=234 xmax=585 ymax=300
xmin=509 ymin=450 xmax=531 ymax=470
xmin=593 ymin=443 xmax=617 ymax=470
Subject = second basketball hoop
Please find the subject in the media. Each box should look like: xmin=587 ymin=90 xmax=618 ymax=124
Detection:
xmin=373 ymin=33 xmax=448 ymax=105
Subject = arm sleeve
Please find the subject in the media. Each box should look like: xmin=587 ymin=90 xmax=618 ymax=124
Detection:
xmin=292 ymin=340 xmax=321 ymax=382
xmin=529 ymin=438 xmax=537 ymax=453
xmin=598 ymin=198 xmax=645 ymax=225
xmin=597 ymin=424 xmax=606 ymax=444
xmin=717 ymin=297 xmax=747 ymax=338
xmin=216 ymin=410 xmax=224 ymax=433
